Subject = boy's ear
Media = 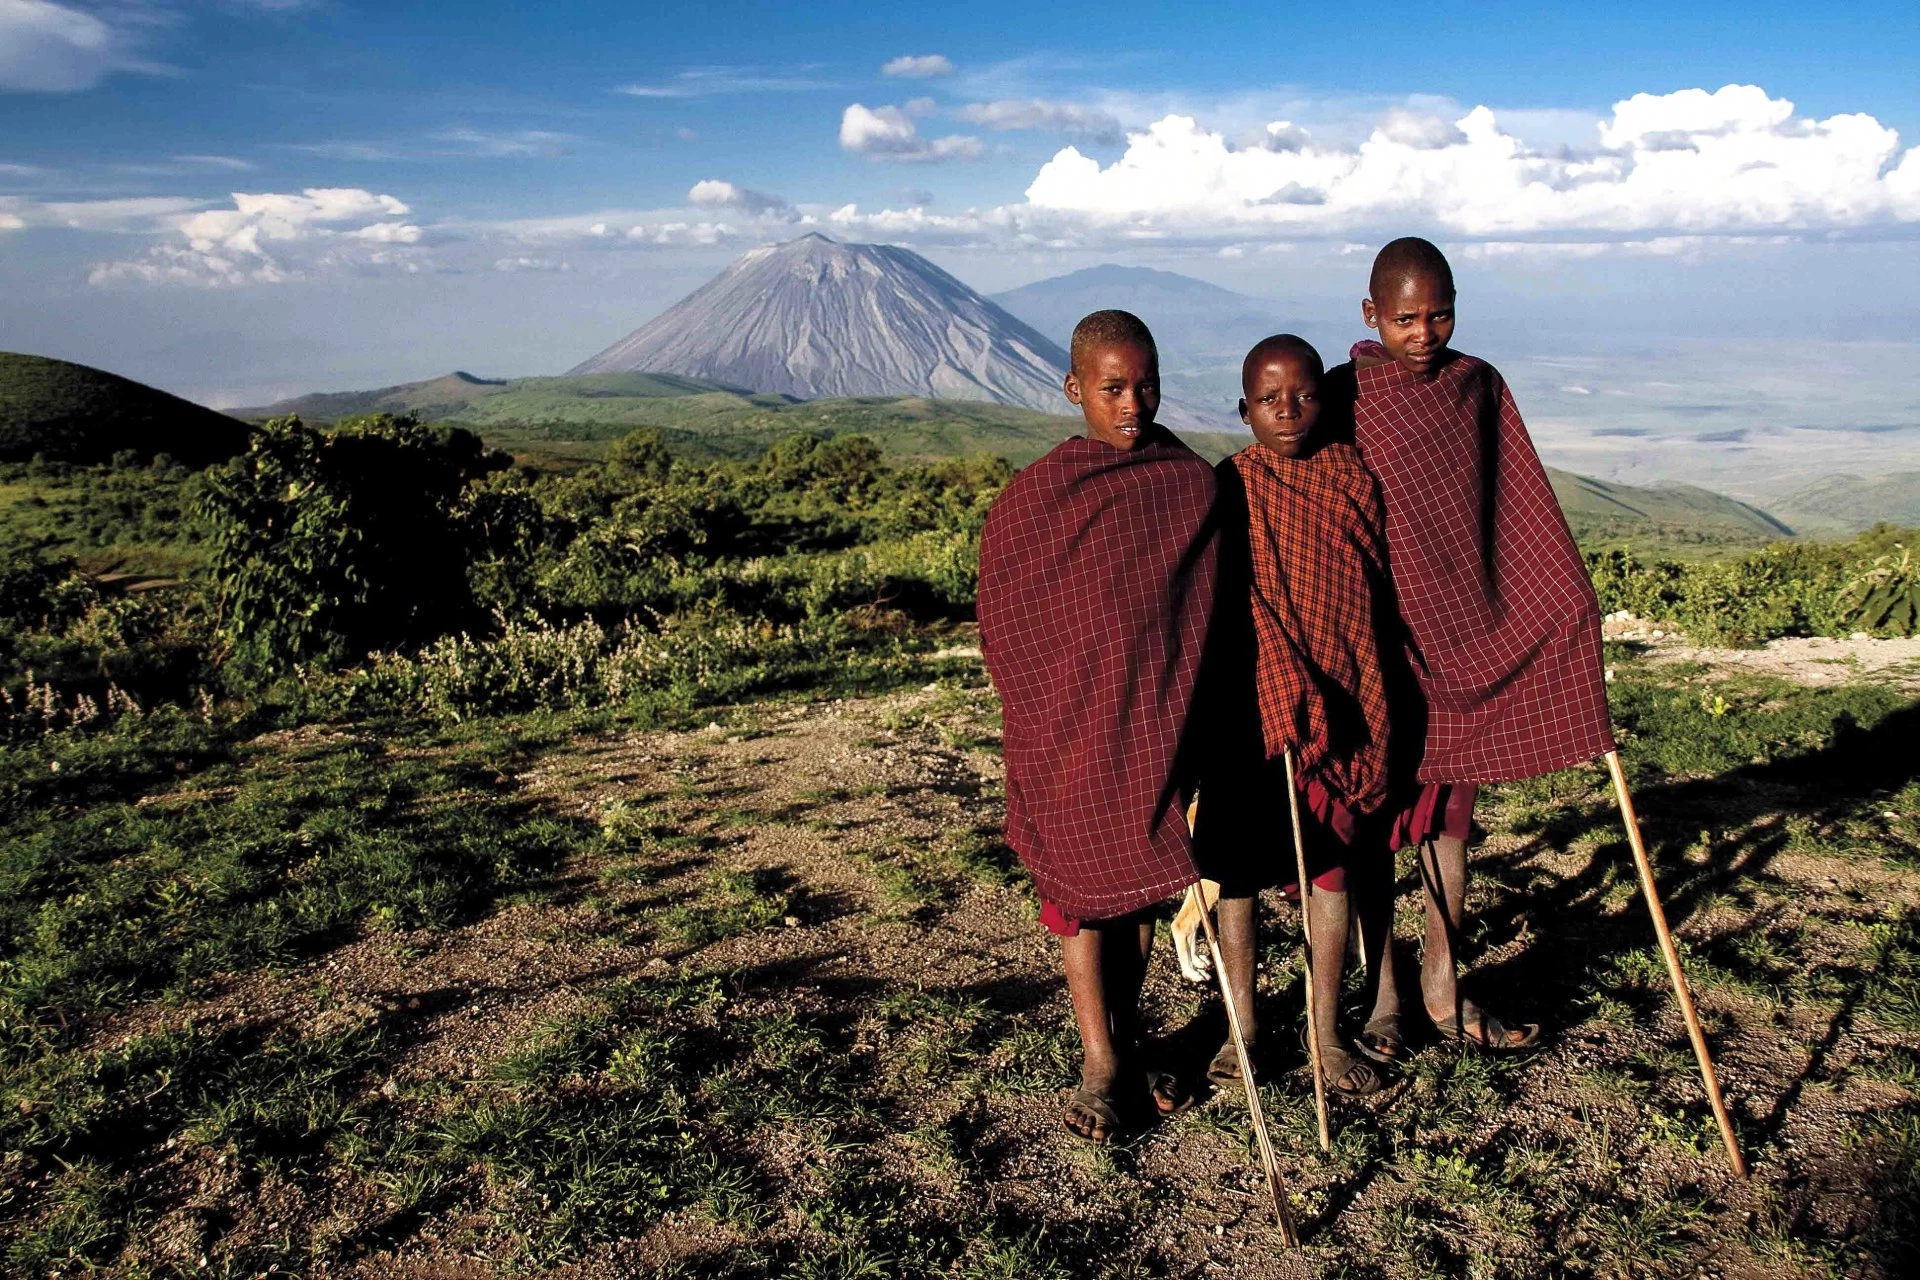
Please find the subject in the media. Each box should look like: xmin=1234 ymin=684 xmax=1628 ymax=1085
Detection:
xmin=1063 ymin=371 xmax=1083 ymax=406
xmin=1237 ymin=397 xmax=1250 ymax=425
xmin=1361 ymin=297 xmax=1379 ymax=330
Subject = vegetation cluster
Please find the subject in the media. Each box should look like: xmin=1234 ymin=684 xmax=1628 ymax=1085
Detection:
xmin=2 ymin=414 xmax=1005 ymax=737
xmin=1 ymin=411 xmax=1919 ymax=1275
xmin=2 ymin=413 xmax=1917 ymax=745
xmin=1586 ymin=528 xmax=1920 ymax=644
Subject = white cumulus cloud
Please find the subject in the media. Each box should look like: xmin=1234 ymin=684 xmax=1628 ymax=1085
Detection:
xmin=882 ymin=54 xmax=953 ymax=78
xmin=90 ymin=187 xmax=424 ymax=286
xmin=0 ymin=0 xmax=115 ymax=92
xmin=839 ymin=103 xmax=982 ymax=163
xmin=687 ymin=179 xmax=790 ymax=215
xmin=956 ymin=98 xmax=1125 ymax=145
xmin=1018 ymin=85 xmax=1920 ymax=242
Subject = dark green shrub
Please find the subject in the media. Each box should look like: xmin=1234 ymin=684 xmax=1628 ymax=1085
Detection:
xmin=1585 ymin=533 xmax=1911 ymax=645
xmin=197 ymin=414 xmax=508 ymax=672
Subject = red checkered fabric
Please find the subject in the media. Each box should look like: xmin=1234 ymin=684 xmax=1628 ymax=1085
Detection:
xmin=1337 ymin=342 xmax=1615 ymax=783
xmin=1228 ymin=440 xmax=1395 ymax=818
xmin=977 ymin=429 xmax=1217 ymax=921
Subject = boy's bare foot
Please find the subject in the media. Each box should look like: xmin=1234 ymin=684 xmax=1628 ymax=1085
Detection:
xmin=1147 ymin=1070 xmax=1194 ymax=1116
xmin=1318 ymin=1041 xmax=1385 ymax=1097
xmin=1356 ymin=1012 xmax=1408 ymax=1066
xmin=1428 ymin=996 xmax=1541 ymax=1051
xmin=1063 ymin=1064 xmax=1189 ymax=1140
xmin=1207 ymin=1039 xmax=1249 ymax=1086
xmin=1063 ymin=1085 xmax=1124 ymax=1143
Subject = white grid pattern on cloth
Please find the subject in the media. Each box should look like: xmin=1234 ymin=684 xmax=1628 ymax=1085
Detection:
xmin=978 ymin=433 xmax=1217 ymax=921
xmin=1349 ymin=347 xmax=1616 ymax=784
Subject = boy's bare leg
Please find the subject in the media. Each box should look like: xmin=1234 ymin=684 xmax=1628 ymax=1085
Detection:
xmin=1210 ymin=893 xmax=1258 ymax=1081
xmin=1062 ymin=915 xmax=1156 ymax=1138
xmin=1354 ymin=854 xmax=1404 ymax=1027
xmin=1419 ymin=834 xmax=1534 ymax=1048
xmin=1418 ymin=834 xmax=1467 ymax=1023
xmin=1307 ymin=887 xmax=1353 ymax=1073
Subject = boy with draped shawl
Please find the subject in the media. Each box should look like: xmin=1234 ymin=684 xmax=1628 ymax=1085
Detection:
xmin=1326 ymin=238 xmax=1615 ymax=1053
xmin=1191 ymin=334 xmax=1414 ymax=1098
xmin=977 ymin=310 xmax=1217 ymax=1143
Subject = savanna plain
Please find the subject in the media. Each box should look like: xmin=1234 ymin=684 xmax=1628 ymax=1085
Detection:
xmin=3 ymin=395 xmax=1919 ymax=1279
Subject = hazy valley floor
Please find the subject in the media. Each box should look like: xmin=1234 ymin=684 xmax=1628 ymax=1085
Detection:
xmin=5 ymin=642 xmax=1920 ymax=1278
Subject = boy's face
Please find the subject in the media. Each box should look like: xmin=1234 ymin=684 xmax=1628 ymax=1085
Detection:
xmin=1361 ymin=271 xmax=1455 ymax=379
xmin=1065 ymin=340 xmax=1160 ymax=450
xmin=1240 ymin=352 xmax=1321 ymax=458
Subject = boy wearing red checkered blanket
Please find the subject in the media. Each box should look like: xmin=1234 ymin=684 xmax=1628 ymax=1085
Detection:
xmin=1192 ymin=334 xmax=1411 ymax=1097
xmin=1325 ymin=238 xmax=1616 ymax=1054
xmin=978 ymin=310 xmax=1218 ymax=1142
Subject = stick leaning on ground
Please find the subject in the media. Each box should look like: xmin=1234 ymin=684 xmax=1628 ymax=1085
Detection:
xmin=1185 ymin=798 xmax=1302 ymax=1246
xmin=1283 ymin=749 xmax=1332 ymax=1153
xmin=1603 ymin=749 xmax=1749 ymax=1178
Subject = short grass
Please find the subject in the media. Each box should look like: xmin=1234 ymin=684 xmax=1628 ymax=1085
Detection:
xmin=3 ymin=648 xmax=1919 ymax=1276
xmin=0 ymin=458 xmax=207 ymax=576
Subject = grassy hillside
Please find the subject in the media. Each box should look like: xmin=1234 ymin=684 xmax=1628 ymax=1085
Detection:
xmin=240 ymin=367 xmax=1804 ymax=548
xmin=242 ymin=370 xmax=733 ymax=424
xmin=0 ymin=352 xmax=250 ymax=466
xmin=1548 ymin=468 xmax=1793 ymax=555
xmin=456 ymin=390 xmax=1250 ymax=469
xmin=243 ymin=371 xmax=1181 ymax=468
xmin=1766 ymin=471 xmax=1920 ymax=535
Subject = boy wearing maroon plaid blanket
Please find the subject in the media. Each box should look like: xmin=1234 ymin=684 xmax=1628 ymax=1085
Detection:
xmin=1328 ymin=238 xmax=1615 ymax=1053
xmin=977 ymin=310 xmax=1219 ymax=1142
xmin=1195 ymin=335 xmax=1407 ymax=1097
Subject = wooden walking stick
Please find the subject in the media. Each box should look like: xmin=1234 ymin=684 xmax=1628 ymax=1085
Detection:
xmin=1282 ymin=749 xmax=1332 ymax=1154
xmin=1186 ymin=799 xmax=1301 ymax=1246
xmin=1603 ymin=749 xmax=1748 ymax=1178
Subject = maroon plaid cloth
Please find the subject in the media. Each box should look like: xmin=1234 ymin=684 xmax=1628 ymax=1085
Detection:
xmin=1229 ymin=441 xmax=1395 ymax=820
xmin=977 ymin=429 xmax=1218 ymax=921
xmin=1334 ymin=341 xmax=1614 ymax=783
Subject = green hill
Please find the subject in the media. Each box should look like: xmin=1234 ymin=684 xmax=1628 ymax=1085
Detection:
xmin=1547 ymin=468 xmax=1793 ymax=552
xmin=467 ymin=391 xmax=1253 ymax=469
xmin=0 ymin=352 xmax=250 ymax=465
xmin=242 ymin=370 xmax=737 ymax=424
xmin=248 ymin=367 xmax=1265 ymax=468
xmin=1762 ymin=472 xmax=1920 ymax=535
xmin=244 ymin=367 xmax=1798 ymax=548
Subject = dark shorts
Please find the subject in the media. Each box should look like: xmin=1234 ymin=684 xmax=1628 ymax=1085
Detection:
xmin=1390 ymin=782 xmax=1478 ymax=849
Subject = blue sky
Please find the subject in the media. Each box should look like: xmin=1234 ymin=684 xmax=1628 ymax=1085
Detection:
xmin=3 ymin=0 xmax=1919 ymax=486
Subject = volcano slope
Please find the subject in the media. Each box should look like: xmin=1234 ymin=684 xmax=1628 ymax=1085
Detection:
xmin=2 ymin=641 xmax=1919 ymax=1277
xmin=570 ymin=234 xmax=1069 ymax=412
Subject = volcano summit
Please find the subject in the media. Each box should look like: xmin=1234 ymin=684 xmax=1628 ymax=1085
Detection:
xmin=570 ymin=234 xmax=1069 ymax=411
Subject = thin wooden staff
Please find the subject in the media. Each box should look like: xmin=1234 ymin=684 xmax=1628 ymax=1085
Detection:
xmin=1186 ymin=799 xmax=1301 ymax=1246
xmin=1283 ymin=749 xmax=1332 ymax=1153
xmin=1603 ymin=749 xmax=1748 ymax=1178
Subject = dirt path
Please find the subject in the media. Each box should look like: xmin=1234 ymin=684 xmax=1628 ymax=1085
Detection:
xmin=1605 ymin=617 xmax=1920 ymax=692
xmin=81 ymin=668 xmax=1920 ymax=1278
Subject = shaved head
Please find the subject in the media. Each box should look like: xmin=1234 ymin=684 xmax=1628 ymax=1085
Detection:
xmin=1369 ymin=236 xmax=1454 ymax=302
xmin=1070 ymin=309 xmax=1157 ymax=374
xmin=1240 ymin=333 xmax=1322 ymax=395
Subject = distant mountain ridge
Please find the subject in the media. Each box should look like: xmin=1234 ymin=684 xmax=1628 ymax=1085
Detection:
xmin=1547 ymin=469 xmax=1793 ymax=543
xmin=570 ymin=234 xmax=1070 ymax=412
xmin=1762 ymin=472 xmax=1920 ymax=535
xmin=0 ymin=351 xmax=249 ymax=465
